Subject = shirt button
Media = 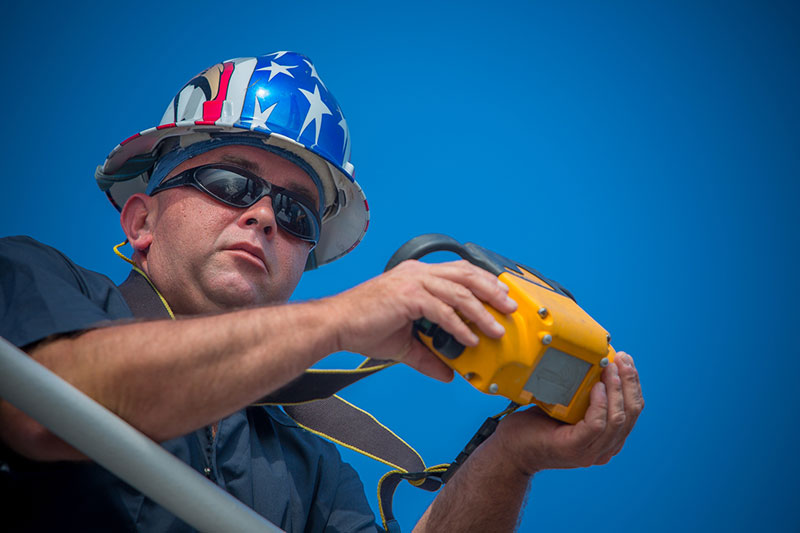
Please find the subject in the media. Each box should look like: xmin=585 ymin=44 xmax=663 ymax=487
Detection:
xmin=203 ymin=467 xmax=212 ymax=478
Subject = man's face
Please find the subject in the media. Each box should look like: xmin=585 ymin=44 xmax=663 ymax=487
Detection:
xmin=136 ymin=145 xmax=319 ymax=314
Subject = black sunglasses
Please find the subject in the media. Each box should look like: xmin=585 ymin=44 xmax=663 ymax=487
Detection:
xmin=151 ymin=164 xmax=321 ymax=245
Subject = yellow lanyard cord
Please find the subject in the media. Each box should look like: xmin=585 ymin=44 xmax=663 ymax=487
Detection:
xmin=113 ymin=240 xmax=176 ymax=320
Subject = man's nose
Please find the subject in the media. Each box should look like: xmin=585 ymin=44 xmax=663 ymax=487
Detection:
xmin=238 ymin=197 xmax=276 ymax=237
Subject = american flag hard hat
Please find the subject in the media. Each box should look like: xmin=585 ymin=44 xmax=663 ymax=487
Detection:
xmin=96 ymin=52 xmax=368 ymax=269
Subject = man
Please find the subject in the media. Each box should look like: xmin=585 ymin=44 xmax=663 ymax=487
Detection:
xmin=0 ymin=52 xmax=643 ymax=532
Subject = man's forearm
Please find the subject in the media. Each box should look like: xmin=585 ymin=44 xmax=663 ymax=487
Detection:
xmin=414 ymin=435 xmax=532 ymax=533
xmin=0 ymin=298 xmax=341 ymax=460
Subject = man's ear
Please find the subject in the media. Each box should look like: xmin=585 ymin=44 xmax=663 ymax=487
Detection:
xmin=120 ymin=193 xmax=156 ymax=255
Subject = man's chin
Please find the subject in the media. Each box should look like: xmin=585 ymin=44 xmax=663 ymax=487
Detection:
xmin=203 ymin=275 xmax=277 ymax=310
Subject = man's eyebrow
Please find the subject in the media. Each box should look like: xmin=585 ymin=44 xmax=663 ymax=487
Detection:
xmin=220 ymin=154 xmax=319 ymax=206
xmin=220 ymin=154 xmax=261 ymax=174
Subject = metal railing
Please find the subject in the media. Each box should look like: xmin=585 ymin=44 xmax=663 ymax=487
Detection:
xmin=0 ymin=336 xmax=282 ymax=533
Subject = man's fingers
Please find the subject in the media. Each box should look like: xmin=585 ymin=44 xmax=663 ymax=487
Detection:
xmin=617 ymin=352 xmax=645 ymax=422
xmin=614 ymin=352 xmax=644 ymax=445
xmin=418 ymin=294 xmax=481 ymax=347
xmin=429 ymin=261 xmax=518 ymax=315
xmin=417 ymin=260 xmax=519 ymax=344
xmin=423 ymin=277 xmax=505 ymax=340
xmin=594 ymin=353 xmax=643 ymax=462
xmin=592 ymin=362 xmax=626 ymax=455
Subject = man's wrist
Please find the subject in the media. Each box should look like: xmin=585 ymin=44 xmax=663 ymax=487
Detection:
xmin=487 ymin=418 xmax=542 ymax=480
xmin=313 ymin=292 xmax=361 ymax=355
xmin=289 ymin=297 xmax=349 ymax=357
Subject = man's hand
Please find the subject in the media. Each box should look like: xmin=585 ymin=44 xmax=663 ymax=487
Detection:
xmin=415 ymin=352 xmax=643 ymax=532
xmin=328 ymin=259 xmax=518 ymax=381
xmin=493 ymin=351 xmax=644 ymax=475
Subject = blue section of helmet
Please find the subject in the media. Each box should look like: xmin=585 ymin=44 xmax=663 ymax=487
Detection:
xmin=235 ymin=52 xmax=351 ymax=180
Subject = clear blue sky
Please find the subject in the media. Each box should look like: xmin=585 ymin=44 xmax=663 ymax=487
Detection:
xmin=2 ymin=1 xmax=798 ymax=531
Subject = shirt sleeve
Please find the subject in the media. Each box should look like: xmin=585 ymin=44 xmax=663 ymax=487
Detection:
xmin=0 ymin=236 xmax=132 ymax=349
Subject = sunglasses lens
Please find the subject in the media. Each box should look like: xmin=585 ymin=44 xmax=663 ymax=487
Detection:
xmin=196 ymin=168 xmax=263 ymax=206
xmin=274 ymin=193 xmax=320 ymax=243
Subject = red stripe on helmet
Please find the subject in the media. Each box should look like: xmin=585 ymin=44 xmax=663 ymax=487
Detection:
xmin=202 ymin=61 xmax=235 ymax=122
xmin=120 ymin=132 xmax=141 ymax=146
xmin=361 ymin=200 xmax=370 ymax=232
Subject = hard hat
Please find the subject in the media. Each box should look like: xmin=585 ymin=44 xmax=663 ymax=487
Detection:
xmin=96 ymin=52 xmax=368 ymax=269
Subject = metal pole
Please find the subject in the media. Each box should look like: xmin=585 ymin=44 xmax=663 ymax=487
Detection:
xmin=0 ymin=336 xmax=283 ymax=533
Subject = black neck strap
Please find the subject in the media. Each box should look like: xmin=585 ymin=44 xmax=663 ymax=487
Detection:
xmin=118 ymin=269 xmax=172 ymax=320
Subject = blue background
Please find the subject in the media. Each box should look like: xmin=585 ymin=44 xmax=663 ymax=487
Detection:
xmin=2 ymin=1 xmax=798 ymax=531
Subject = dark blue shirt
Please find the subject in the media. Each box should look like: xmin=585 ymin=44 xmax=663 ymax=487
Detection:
xmin=0 ymin=236 xmax=379 ymax=532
